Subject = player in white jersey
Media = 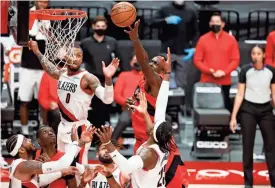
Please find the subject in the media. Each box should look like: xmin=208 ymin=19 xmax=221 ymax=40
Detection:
xmin=6 ymin=126 xmax=96 ymax=188
xmin=87 ymin=140 xmax=130 ymax=188
xmin=28 ymin=40 xmax=119 ymax=164
xmin=96 ymin=48 xmax=177 ymax=188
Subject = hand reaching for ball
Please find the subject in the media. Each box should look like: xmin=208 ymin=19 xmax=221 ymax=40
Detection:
xmin=124 ymin=20 xmax=140 ymax=41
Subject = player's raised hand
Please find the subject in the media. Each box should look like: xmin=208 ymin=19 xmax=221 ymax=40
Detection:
xmin=129 ymin=92 xmax=147 ymax=114
xmin=80 ymin=126 xmax=97 ymax=144
xmin=28 ymin=39 xmax=40 ymax=55
xmin=124 ymin=20 xmax=140 ymax=41
xmin=102 ymin=58 xmax=120 ymax=79
xmin=95 ymin=125 xmax=113 ymax=144
xmin=126 ymin=97 xmax=136 ymax=112
xmin=163 ymin=47 xmax=172 ymax=73
xmin=80 ymin=168 xmax=99 ymax=185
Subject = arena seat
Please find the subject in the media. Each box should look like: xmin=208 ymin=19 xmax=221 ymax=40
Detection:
xmin=117 ymin=40 xmax=161 ymax=71
xmin=192 ymin=82 xmax=231 ymax=158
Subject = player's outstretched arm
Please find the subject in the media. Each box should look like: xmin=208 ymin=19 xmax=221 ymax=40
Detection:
xmin=14 ymin=126 xmax=95 ymax=181
xmin=124 ymin=20 xmax=162 ymax=92
xmin=28 ymin=40 xmax=63 ymax=80
xmin=38 ymin=166 xmax=78 ymax=187
xmin=82 ymin=58 xmax=119 ymax=104
xmin=96 ymin=126 xmax=158 ymax=175
xmin=154 ymin=47 xmax=171 ymax=122
xmin=14 ymin=143 xmax=79 ymax=181
xmin=128 ymin=92 xmax=154 ymax=131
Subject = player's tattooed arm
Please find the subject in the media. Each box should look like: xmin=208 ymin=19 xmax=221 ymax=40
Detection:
xmin=14 ymin=160 xmax=43 ymax=180
xmin=36 ymin=52 xmax=63 ymax=80
xmin=28 ymin=40 xmax=62 ymax=80
xmin=83 ymin=73 xmax=101 ymax=92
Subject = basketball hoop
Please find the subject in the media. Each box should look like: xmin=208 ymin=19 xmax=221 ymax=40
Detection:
xmin=29 ymin=9 xmax=87 ymax=66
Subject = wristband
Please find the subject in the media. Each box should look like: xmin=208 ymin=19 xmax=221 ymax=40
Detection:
xmin=106 ymin=174 xmax=113 ymax=179
xmin=101 ymin=140 xmax=111 ymax=146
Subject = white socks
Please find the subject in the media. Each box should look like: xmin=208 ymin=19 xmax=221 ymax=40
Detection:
xmin=21 ymin=125 xmax=30 ymax=135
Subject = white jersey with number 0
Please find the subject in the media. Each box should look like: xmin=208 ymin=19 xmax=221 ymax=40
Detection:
xmin=131 ymin=143 xmax=168 ymax=188
xmin=57 ymin=70 xmax=93 ymax=122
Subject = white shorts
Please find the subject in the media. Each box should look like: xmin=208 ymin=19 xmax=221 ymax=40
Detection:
xmin=57 ymin=119 xmax=91 ymax=165
xmin=18 ymin=67 xmax=44 ymax=102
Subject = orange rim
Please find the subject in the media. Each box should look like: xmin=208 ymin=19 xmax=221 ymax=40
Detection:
xmin=30 ymin=9 xmax=87 ymax=21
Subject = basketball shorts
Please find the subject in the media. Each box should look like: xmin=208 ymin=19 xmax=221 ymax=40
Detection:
xmin=18 ymin=67 xmax=44 ymax=102
xmin=57 ymin=119 xmax=91 ymax=165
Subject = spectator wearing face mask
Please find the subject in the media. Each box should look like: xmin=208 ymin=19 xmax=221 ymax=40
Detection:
xmin=152 ymin=0 xmax=199 ymax=55
xmin=194 ymin=12 xmax=240 ymax=111
xmin=81 ymin=15 xmax=120 ymax=132
xmin=112 ymin=55 xmax=143 ymax=140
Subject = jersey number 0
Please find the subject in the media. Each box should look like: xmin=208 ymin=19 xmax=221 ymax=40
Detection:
xmin=66 ymin=93 xmax=71 ymax=103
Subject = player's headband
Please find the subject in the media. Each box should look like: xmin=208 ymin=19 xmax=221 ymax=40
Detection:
xmin=10 ymin=134 xmax=24 ymax=156
xmin=153 ymin=120 xmax=165 ymax=143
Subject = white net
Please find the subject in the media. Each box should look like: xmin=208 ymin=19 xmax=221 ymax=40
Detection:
xmin=36 ymin=9 xmax=87 ymax=67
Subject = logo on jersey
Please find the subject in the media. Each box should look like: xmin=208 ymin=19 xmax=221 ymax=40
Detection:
xmin=58 ymin=81 xmax=78 ymax=93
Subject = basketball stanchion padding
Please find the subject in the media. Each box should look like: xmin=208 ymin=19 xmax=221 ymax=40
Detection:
xmin=29 ymin=9 xmax=87 ymax=68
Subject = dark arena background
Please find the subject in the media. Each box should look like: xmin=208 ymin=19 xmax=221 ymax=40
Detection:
xmin=1 ymin=1 xmax=275 ymax=187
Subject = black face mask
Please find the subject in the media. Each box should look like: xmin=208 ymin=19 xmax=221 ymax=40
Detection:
xmin=94 ymin=29 xmax=106 ymax=36
xmin=210 ymin=25 xmax=221 ymax=33
xmin=172 ymin=2 xmax=185 ymax=9
xmin=133 ymin=62 xmax=141 ymax=71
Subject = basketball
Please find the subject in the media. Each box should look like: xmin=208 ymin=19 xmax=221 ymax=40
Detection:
xmin=111 ymin=2 xmax=136 ymax=28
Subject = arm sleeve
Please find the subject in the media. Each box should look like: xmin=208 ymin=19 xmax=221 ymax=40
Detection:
xmin=224 ymin=37 xmax=240 ymax=75
xmin=109 ymin=150 xmax=144 ymax=176
xmin=38 ymin=73 xmax=51 ymax=110
xmin=265 ymin=33 xmax=274 ymax=66
xmin=114 ymin=74 xmax=126 ymax=106
xmin=42 ymin=143 xmax=80 ymax=174
xmin=194 ymin=38 xmax=212 ymax=74
xmin=38 ymin=172 xmax=62 ymax=187
xmin=95 ymin=84 xmax=114 ymax=104
xmin=154 ymin=80 xmax=169 ymax=122
xmin=238 ymin=67 xmax=247 ymax=83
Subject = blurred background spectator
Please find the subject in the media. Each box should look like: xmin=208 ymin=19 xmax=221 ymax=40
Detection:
xmin=81 ymin=15 xmax=120 ymax=131
xmin=194 ymin=12 xmax=240 ymax=111
xmin=18 ymin=0 xmax=49 ymax=135
xmin=112 ymin=54 xmax=143 ymax=140
xmin=152 ymin=0 xmax=200 ymax=115
xmin=265 ymin=30 xmax=275 ymax=67
xmin=38 ymin=71 xmax=59 ymax=130
xmin=152 ymin=0 xmax=199 ymax=54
